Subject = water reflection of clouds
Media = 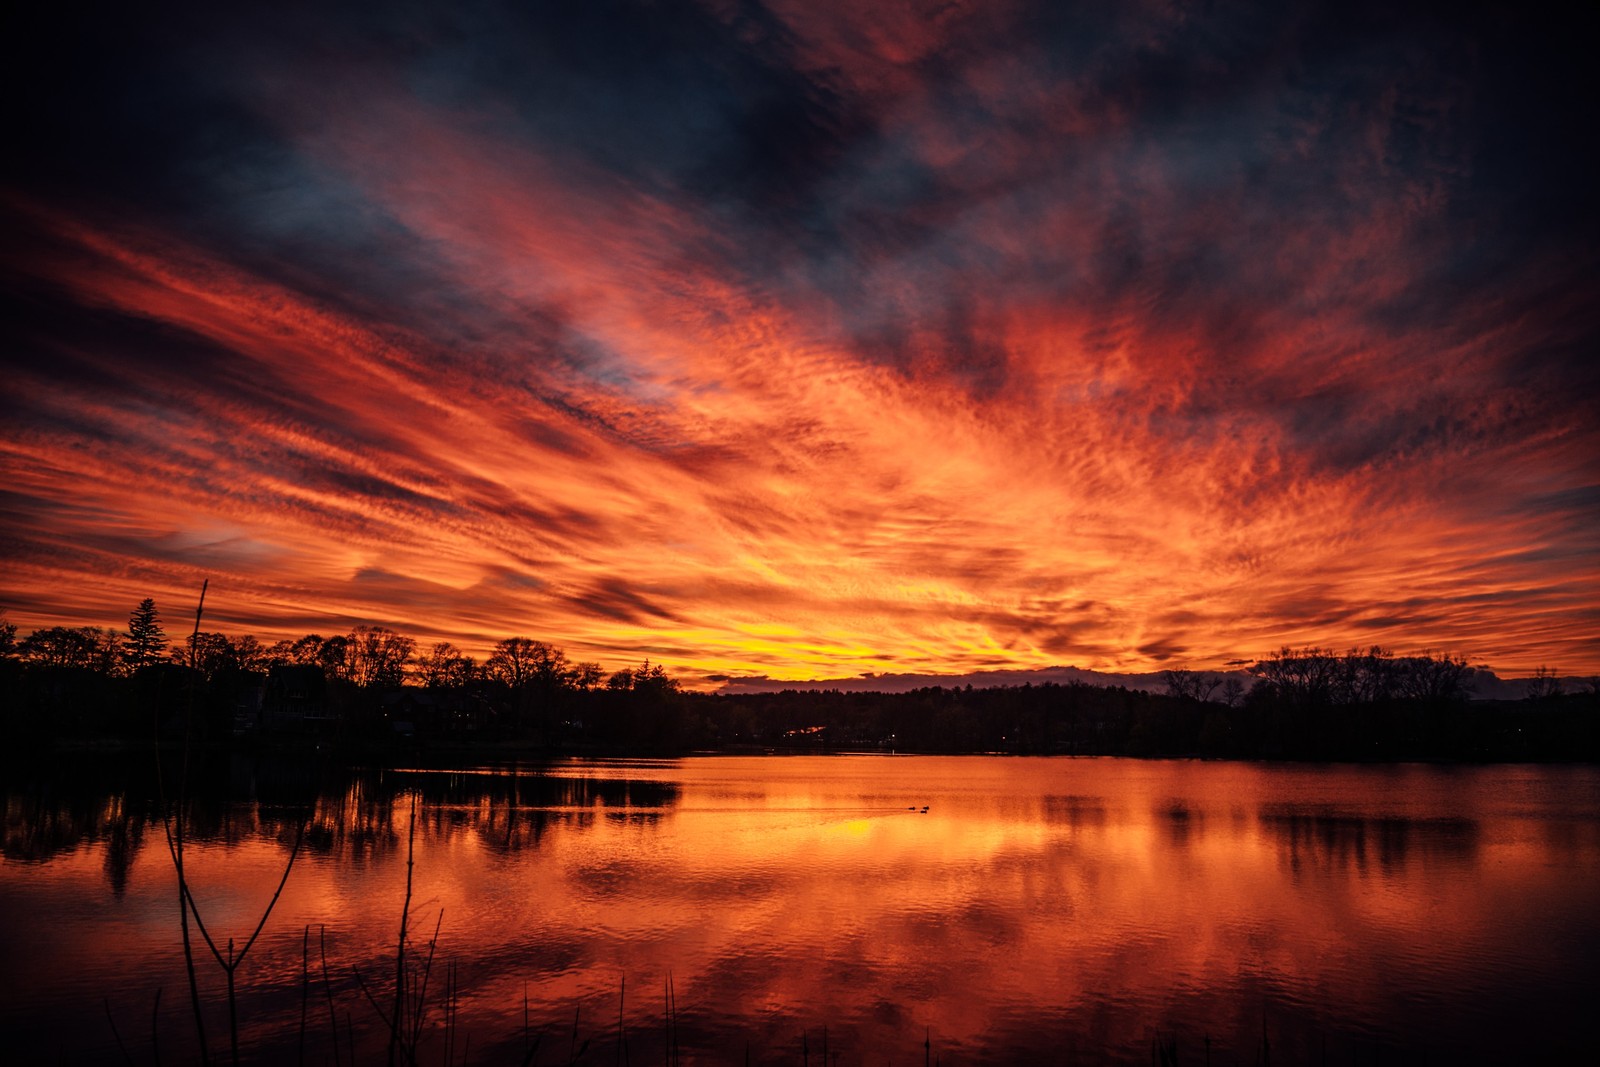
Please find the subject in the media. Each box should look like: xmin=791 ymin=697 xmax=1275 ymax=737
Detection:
xmin=5 ymin=758 xmax=1600 ymax=1064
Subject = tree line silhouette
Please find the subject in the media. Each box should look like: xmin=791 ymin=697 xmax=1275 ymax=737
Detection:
xmin=0 ymin=601 xmax=1593 ymax=759
xmin=0 ymin=598 xmax=691 ymax=751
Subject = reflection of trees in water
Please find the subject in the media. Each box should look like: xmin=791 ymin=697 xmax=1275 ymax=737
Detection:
xmin=1 ymin=751 xmax=315 ymax=868
xmin=399 ymin=768 xmax=679 ymax=808
xmin=303 ymin=777 xmax=401 ymax=860
xmin=408 ymin=770 xmax=679 ymax=854
xmin=0 ymin=794 xmax=154 ymax=903
xmin=1 ymin=786 xmax=150 ymax=899
xmin=1041 ymin=794 xmax=1110 ymax=828
xmin=1 ymin=758 xmax=682 ymax=881
xmin=1258 ymin=806 xmax=1479 ymax=876
xmin=1160 ymin=801 xmax=1200 ymax=847
xmin=300 ymin=771 xmax=680 ymax=858
xmin=101 ymin=794 xmax=146 ymax=898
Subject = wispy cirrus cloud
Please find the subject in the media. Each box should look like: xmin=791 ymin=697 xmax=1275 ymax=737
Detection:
xmin=2 ymin=1 xmax=1595 ymax=681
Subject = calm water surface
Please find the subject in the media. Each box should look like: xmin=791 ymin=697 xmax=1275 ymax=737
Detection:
xmin=2 ymin=755 xmax=1597 ymax=1064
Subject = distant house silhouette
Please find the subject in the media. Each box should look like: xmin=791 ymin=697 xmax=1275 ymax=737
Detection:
xmin=231 ymin=670 xmax=267 ymax=735
xmin=260 ymin=665 xmax=330 ymax=732
xmin=381 ymin=687 xmax=494 ymax=738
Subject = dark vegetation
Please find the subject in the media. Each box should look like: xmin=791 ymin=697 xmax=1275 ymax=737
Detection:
xmin=709 ymin=653 xmax=1598 ymax=761
xmin=1 ymin=602 xmax=1595 ymax=761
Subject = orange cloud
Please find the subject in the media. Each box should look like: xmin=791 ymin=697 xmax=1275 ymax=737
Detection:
xmin=3 ymin=3 xmax=1595 ymax=681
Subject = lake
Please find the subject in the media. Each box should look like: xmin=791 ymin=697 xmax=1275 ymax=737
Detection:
xmin=2 ymin=754 xmax=1597 ymax=1063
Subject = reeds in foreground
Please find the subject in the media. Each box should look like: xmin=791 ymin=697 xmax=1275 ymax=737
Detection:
xmin=157 ymin=579 xmax=311 ymax=1066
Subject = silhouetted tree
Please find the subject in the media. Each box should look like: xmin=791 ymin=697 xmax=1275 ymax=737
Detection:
xmin=174 ymin=631 xmax=225 ymax=678
xmin=260 ymin=638 xmax=294 ymax=667
xmin=1395 ymin=651 xmax=1472 ymax=703
xmin=122 ymin=598 xmax=166 ymax=673
xmin=316 ymin=634 xmax=349 ymax=679
xmin=571 ymin=661 xmax=604 ymax=691
xmin=0 ymin=615 xmax=16 ymax=660
xmin=21 ymin=625 xmax=109 ymax=670
xmin=1339 ymin=646 xmax=1401 ymax=704
xmin=1220 ymin=677 xmax=1246 ymax=708
xmin=486 ymin=637 xmax=568 ymax=689
xmin=1162 ymin=669 xmax=1223 ymax=703
xmin=232 ymin=634 xmax=267 ymax=673
xmin=1525 ymin=666 xmax=1564 ymax=700
xmin=484 ymin=637 xmax=574 ymax=741
xmin=417 ymin=641 xmax=476 ymax=688
xmin=1249 ymin=646 xmax=1341 ymax=709
xmin=595 ymin=660 xmax=685 ymax=751
xmin=628 ymin=660 xmax=679 ymax=695
xmin=173 ymin=631 xmax=269 ymax=683
xmin=7 ymin=625 xmax=123 ymax=736
xmin=286 ymin=634 xmax=329 ymax=665
xmin=87 ymin=627 xmax=121 ymax=674
xmin=342 ymin=626 xmax=415 ymax=688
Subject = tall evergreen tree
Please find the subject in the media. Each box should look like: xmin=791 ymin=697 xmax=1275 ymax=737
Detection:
xmin=122 ymin=598 xmax=166 ymax=672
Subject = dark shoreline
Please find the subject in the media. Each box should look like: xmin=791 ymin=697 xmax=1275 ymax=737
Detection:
xmin=22 ymin=732 xmax=1600 ymax=767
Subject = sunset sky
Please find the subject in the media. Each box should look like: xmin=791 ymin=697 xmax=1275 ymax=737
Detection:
xmin=3 ymin=1 xmax=1596 ymax=686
